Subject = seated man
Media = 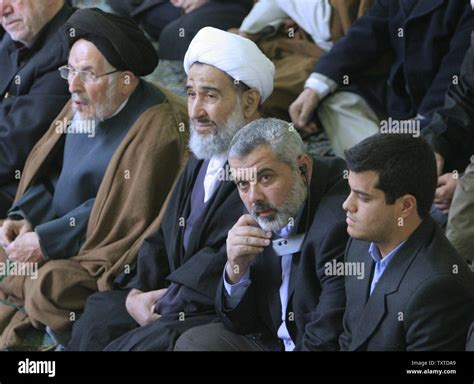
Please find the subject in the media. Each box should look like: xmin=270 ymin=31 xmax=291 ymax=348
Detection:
xmin=289 ymin=0 xmax=474 ymax=157
xmin=0 ymin=8 xmax=188 ymax=349
xmin=340 ymin=134 xmax=474 ymax=351
xmin=423 ymin=40 xmax=474 ymax=261
xmin=175 ymin=118 xmax=349 ymax=351
xmin=158 ymin=0 xmax=253 ymax=60
xmin=66 ymin=27 xmax=275 ymax=351
xmin=0 ymin=0 xmax=74 ymax=218
xmin=107 ymin=0 xmax=181 ymax=41
xmin=238 ymin=0 xmax=373 ymax=125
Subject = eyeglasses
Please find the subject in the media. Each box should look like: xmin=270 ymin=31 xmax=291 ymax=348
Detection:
xmin=58 ymin=65 xmax=119 ymax=84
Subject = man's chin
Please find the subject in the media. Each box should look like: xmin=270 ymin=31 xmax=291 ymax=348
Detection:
xmin=256 ymin=216 xmax=284 ymax=232
xmin=73 ymin=110 xmax=96 ymax=121
xmin=346 ymin=226 xmax=369 ymax=241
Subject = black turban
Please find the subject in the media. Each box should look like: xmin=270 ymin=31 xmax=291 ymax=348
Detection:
xmin=65 ymin=8 xmax=158 ymax=76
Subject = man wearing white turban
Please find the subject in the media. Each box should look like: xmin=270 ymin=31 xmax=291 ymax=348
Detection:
xmin=184 ymin=27 xmax=275 ymax=104
xmin=67 ymin=28 xmax=275 ymax=351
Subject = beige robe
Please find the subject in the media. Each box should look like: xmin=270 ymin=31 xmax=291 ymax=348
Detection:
xmin=0 ymin=85 xmax=189 ymax=349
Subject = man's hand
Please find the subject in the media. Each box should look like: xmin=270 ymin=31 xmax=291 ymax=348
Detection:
xmin=170 ymin=0 xmax=185 ymax=7
xmin=225 ymin=214 xmax=272 ymax=284
xmin=434 ymin=172 xmax=459 ymax=214
xmin=1 ymin=219 xmax=33 ymax=248
xmin=289 ymin=88 xmax=320 ymax=136
xmin=5 ymin=232 xmax=44 ymax=264
xmin=434 ymin=152 xmax=445 ymax=177
xmin=180 ymin=0 xmax=209 ymax=14
xmin=126 ymin=288 xmax=169 ymax=327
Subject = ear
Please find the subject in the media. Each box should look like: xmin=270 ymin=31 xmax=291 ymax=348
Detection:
xmin=119 ymin=71 xmax=136 ymax=95
xmin=296 ymin=154 xmax=313 ymax=184
xmin=398 ymin=194 xmax=417 ymax=218
xmin=242 ymin=89 xmax=261 ymax=119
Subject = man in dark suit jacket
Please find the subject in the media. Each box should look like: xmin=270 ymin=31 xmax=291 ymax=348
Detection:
xmin=107 ymin=0 xmax=181 ymax=40
xmin=422 ymin=37 xmax=474 ymax=260
xmin=290 ymin=0 xmax=474 ymax=155
xmin=0 ymin=0 xmax=73 ymax=218
xmin=158 ymin=0 xmax=253 ymax=60
xmin=67 ymin=28 xmax=275 ymax=351
xmin=175 ymin=118 xmax=349 ymax=351
xmin=423 ymin=35 xmax=474 ymax=175
xmin=340 ymin=133 xmax=474 ymax=351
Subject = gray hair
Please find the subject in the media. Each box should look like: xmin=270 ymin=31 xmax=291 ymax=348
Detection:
xmin=228 ymin=118 xmax=307 ymax=168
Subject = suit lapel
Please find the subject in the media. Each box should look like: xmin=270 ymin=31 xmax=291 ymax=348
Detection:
xmin=0 ymin=40 xmax=18 ymax=98
xmin=171 ymin=156 xmax=202 ymax=268
xmin=181 ymin=168 xmax=237 ymax=262
xmin=404 ymin=0 xmax=444 ymax=23
xmin=349 ymin=247 xmax=385 ymax=350
xmin=350 ymin=219 xmax=436 ymax=350
xmin=287 ymin=158 xmax=329 ymax=299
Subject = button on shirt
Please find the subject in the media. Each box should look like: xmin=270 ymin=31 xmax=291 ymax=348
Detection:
xmin=224 ymin=223 xmax=296 ymax=351
xmin=369 ymin=241 xmax=405 ymax=295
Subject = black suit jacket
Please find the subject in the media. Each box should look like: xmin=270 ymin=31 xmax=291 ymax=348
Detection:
xmin=217 ymin=157 xmax=349 ymax=351
xmin=107 ymin=0 xmax=168 ymax=17
xmin=0 ymin=5 xmax=73 ymax=209
xmin=340 ymin=218 xmax=474 ymax=351
xmin=119 ymin=155 xmax=244 ymax=315
xmin=315 ymin=0 xmax=474 ymax=124
xmin=423 ymin=35 xmax=474 ymax=173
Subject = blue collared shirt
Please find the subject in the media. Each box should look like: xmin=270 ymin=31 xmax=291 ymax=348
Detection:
xmin=368 ymin=241 xmax=405 ymax=295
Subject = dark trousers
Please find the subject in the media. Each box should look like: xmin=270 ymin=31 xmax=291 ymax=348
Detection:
xmin=104 ymin=312 xmax=217 ymax=351
xmin=67 ymin=289 xmax=138 ymax=351
xmin=67 ymin=288 xmax=218 ymax=351
xmin=158 ymin=1 xmax=251 ymax=60
xmin=107 ymin=0 xmax=181 ymax=40
xmin=174 ymin=323 xmax=274 ymax=351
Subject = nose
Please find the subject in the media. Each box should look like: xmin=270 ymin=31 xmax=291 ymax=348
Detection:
xmin=68 ymin=72 xmax=84 ymax=94
xmin=342 ymin=192 xmax=355 ymax=212
xmin=1 ymin=0 xmax=13 ymax=18
xmin=188 ymin=96 xmax=206 ymax=121
xmin=248 ymin=183 xmax=265 ymax=206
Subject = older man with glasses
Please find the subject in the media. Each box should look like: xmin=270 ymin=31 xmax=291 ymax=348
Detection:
xmin=0 ymin=8 xmax=188 ymax=350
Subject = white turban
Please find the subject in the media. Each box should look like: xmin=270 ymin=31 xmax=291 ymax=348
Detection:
xmin=183 ymin=27 xmax=275 ymax=103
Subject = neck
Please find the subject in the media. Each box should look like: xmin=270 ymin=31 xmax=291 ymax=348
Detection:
xmin=247 ymin=111 xmax=261 ymax=124
xmin=376 ymin=216 xmax=422 ymax=257
xmin=49 ymin=2 xmax=65 ymax=22
xmin=107 ymin=80 xmax=139 ymax=119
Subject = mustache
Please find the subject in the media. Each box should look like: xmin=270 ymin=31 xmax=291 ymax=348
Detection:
xmin=71 ymin=93 xmax=89 ymax=104
xmin=191 ymin=118 xmax=217 ymax=127
xmin=250 ymin=202 xmax=277 ymax=216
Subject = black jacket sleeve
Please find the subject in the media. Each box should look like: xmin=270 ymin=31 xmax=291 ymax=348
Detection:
xmin=423 ymin=42 xmax=474 ymax=172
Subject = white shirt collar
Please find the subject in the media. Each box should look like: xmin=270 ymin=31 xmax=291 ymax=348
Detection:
xmin=203 ymin=154 xmax=227 ymax=203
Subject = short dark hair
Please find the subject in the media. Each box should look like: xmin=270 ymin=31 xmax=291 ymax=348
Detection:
xmin=345 ymin=134 xmax=437 ymax=219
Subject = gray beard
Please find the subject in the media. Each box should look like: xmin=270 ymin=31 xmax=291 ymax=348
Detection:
xmin=70 ymin=113 xmax=99 ymax=137
xmin=250 ymin=171 xmax=308 ymax=232
xmin=71 ymin=75 xmax=119 ymax=123
xmin=189 ymin=104 xmax=247 ymax=159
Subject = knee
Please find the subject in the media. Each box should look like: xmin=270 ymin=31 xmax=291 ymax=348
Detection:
xmin=174 ymin=323 xmax=227 ymax=351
